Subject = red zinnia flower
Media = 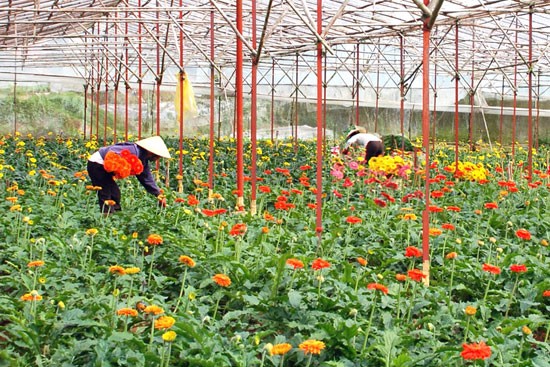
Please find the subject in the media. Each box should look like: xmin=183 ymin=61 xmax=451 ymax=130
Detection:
xmin=373 ymin=198 xmax=387 ymax=207
xmin=407 ymin=268 xmax=426 ymax=282
xmin=446 ymin=206 xmax=461 ymax=212
xmin=482 ymin=263 xmax=501 ymax=275
xmin=484 ymin=202 xmax=498 ymax=209
xmin=229 ymin=223 xmax=247 ymax=236
xmin=404 ymin=246 xmax=422 ymax=258
xmin=367 ymin=283 xmax=389 ymax=294
xmin=542 ymin=290 xmax=550 ymax=297
xmin=346 ymin=216 xmax=362 ymax=224
xmin=441 ymin=223 xmax=456 ymax=231
xmin=259 ymin=185 xmax=271 ymax=193
xmin=286 ymin=258 xmax=304 ymax=270
xmin=311 ymin=258 xmax=330 ymax=271
xmin=515 ymin=228 xmax=531 ymax=240
xmin=461 ymin=341 xmax=491 ymax=360
xmin=509 ymin=264 xmax=527 ymax=273
xmin=187 ymin=194 xmax=200 ymax=206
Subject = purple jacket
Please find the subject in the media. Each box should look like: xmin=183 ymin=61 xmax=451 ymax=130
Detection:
xmin=98 ymin=143 xmax=161 ymax=196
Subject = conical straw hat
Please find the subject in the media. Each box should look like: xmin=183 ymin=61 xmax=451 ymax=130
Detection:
xmin=136 ymin=136 xmax=171 ymax=159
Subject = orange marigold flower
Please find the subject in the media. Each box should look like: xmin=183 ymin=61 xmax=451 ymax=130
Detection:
xmin=27 ymin=260 xmax=45 ymax=268
xmin=515 ymin=228 xmax=531 ymax=240
xmin=407 ymin=268 xmax=427 ymax=282
xmin=299 ymin=339 xmax=325 ymax=355
xmin=542 ymin=290 xmax=550 ymax=297
xmin=395 ymin=273 xmax=407 ymax=282
xmin=405 ymin=246 xmax=422 ymax=258
xmin=445 ymin=252 xmax=458 ymax=260
xmin=154 ymin=315 xmax=176 ymax=329
xmin=482 ymin=263 xmax=501 ymax=275
xmin=270 ymin=343 xmax=292 ymax=356
xmin=213 ymin=273 xmax=231 ymax=287
xmin=179 ymin=255 xmax=196 ymax=267
xmin=509 ymin=264 xmax=527 ymax=273
xmin=367 ymin=282 xmax=389 ymax=294
xmin=109 ymin=265 xmax=126 ymax=275
xmin=357 ymin=257 xmax=368 ymax=267
xmin=116 ymin=308 xmax=139 ymax=317
xmin=143 ymin=305 xmax=164 ymax=315
xmin=461 ymin=341 xmax=491 ymax=360
xmin=147 ymin=234 xmax=163 ymax=245
xmin=286 ymin=258 xmax=304 ymax=270
xmin=311 ymin=258 xmax=330 ymax=271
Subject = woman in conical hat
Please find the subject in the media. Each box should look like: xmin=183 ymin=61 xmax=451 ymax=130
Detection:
xmin=342 ymin=127 xmax=384 ymax=164
xmin=87 ymin=136 xmax=171 ymax=215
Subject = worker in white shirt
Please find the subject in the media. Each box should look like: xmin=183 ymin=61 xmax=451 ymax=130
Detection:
xmin=341 ymin=127 xmax=384 ymax=163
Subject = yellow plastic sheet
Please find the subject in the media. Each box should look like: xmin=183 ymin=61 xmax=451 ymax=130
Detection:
xmin=174 ymin=71 xmax=198 ymax=121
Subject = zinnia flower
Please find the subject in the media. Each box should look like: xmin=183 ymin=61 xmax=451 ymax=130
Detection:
xmin=147 ymin=234 xmax=163 ymax=245
xmin=162 ymin=330 xmax=177 ymax=342
xmin=116 ymin=308 xmax=138 ymax=317
xmin=464 ymin=306 xmax=477 ymax=316
xmin=515 ymin=229 xmax=531 ymax=240
xmin=154 ymin=315 xmax=176 ymax=329
xmin=367 ymin=283 xmax=389 ymax=294
xmin=311 ymin=258 xmax=330 ymax=271
xmin=407 ymin=268 xmax=426 ymax=282
xmin=27 ymin=260 xmax=45 ymax=268
xmin=86 ymin=228 xmax=98 ymax=236
xmin=446 ymin=252 xmax=458 ymax=259
xmin=509 ymin=264 xmax=527 ymax=273
xmin=286 ymin=258 xmax=304 ymax=270
xmin=405 ymin=246 xmax=422 ymax=258
xmin=20 ymin=291 xmax=42 ymax=301
xmin=179 ymin=255 xmax=196 ymax=267
xmin=229 ymin=223 xmax=247 ymax=236
xmin=124 ymin=267 xmax=140 ymax=275
xmin=542 ymin=290 xmax=550 ymax=297
xmin=395 ymin=273 xmax=407 ymax=282
xmin=357 ymin=257 xmax=368 ymax=267
xmin=482 ymin=263 xmax=501 ymax=275
xmin=299 ymin=339 xmax=325 ymax=355
xmin=484 ymin=202 xmax=498 ymax=209
xmin=345 ymin=216 xmax=362 ymax=224
xmin=143 ymin=305 xmax=164 ymax=315
xmin=461 ymin=341 xmax=491 ymax=360
xmin=270 ymin=343 xmax=292 ymax=356
xmin=212 ymin=273 xmax=231 ymax=287
xmin=109 ymin=265 xmax=126 ymax=275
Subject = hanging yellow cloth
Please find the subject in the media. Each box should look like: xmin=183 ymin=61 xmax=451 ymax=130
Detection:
xmin=174 ymin=71 xmax=198 ymax=121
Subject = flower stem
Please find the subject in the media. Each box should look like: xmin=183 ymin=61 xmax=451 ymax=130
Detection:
xmin=360 ymin=293 xmax=377 ymax=356
xmin=173 ymin=267 xmax=189 ymax=314
xmin=147 ymin=246 xmax=156 ymax=287
xmin=212 ymin=294 xmax=222 ymax=320
xmin=447 ymin=260 xmax=456 ymax=309
xmin=504 ymin=275 xmax=520 ymax=318
xmin=304 ymin=354 xmax=313 ymax=367
xmin=463 ymin=317 xmax=471 ymax=343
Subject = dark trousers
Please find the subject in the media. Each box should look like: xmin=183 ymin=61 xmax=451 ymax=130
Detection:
xmin=87 ymin=161 xmax=122 ymax=213
xmin=365 ymin=141 xmax=384 ymax=163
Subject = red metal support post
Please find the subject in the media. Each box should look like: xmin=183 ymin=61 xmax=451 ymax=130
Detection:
xmin=235 ymin=0 xmax=245 ymax=211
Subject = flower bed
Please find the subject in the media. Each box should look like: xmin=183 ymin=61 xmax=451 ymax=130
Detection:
xmin=0 ymin=133 xmax=549 ymax=366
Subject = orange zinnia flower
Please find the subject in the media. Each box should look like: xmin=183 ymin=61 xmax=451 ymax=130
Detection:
xmin=461 ymin=341 xmax=491 ymax=360
xmin=395 ymin=273 xmax=407 ymax=282
xmin=405 ymin=246 xmax=422 ymax=258
xmin=509 ymin=264 xmax=527 ymax=273
xmin=27 ymin=260 xmax=45 ymax=268
xmin=429 ymin=228 xmax=443 ymax=236
xmin=367 ymin=282 xmax=389 ymax=294
xmin=179 ymin=255 xmax=196 ymax=267
xmin=445 ymin=252 xmax=458 ymax=260
xmin=515 ymin=228 xmax=531 ymax=240
xmin=311 ymin=258 xmax=330 ymax=271
xmin=213 ymin=273 xmax=231 ymax=287
xmin=109 ymin=265 xmax=126 ymax=275
xmin=286 ymin=258 xmax=304 ymax=270
xmin=270 ymin=343 xmax=292 ymax=356
xmin=484 ymin=202 xmax=498 ymax=209
xmin=542 ymin=290 xmax=550 ymax=297
xmin=20 ymin=291 xmax=43 ymax=301
xmin=299 ymin=339 xmax=325 ymax=355
xmin=147 ymin=234 xmax=163 ymax=245
xmin=482 ymin=263 xmax=501 ymax=275
xmin=441 ymin=223 xmax=456 ymax=231
xmin=357 ymin=257 xmax=368 ymax=267
xmin=143 ymin=305 xmax=164 ymax=315
xmin=116 ymin=308 xmax=138 ymax=317
xmin=154 ymin=315 xmax=176 ymax=330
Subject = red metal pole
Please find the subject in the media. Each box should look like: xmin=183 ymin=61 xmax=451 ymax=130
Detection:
xmin=512 ymin=17 xmax=518 ymax=158
xmin=156 ymin=5 xmax=161 ymax=138
xmin=432 ymin=45 xmax=437 ymax=151
xmin=124 ymin=8 xmax=129 ymax=141
xmin=138 ymin=0 xmax=143 ymax=140
xmin=374 ymin=45 xmax=380 ymax=133
xmin=178 ymin=0 xmax=184 ymax=177
xmin=400 ymin=34 xmax=405 ymax=153
xmin=469 ymin=34 xmax=474 ymax=151
xmin=315 ymin=0 xmax=324 ymax=244
xmin=251 ymin=0 xmax=258 ymax=215
xmin=236 ymin=0 xmax=244 ymax=210
xmin=355 ymin=43 xmax=360 ymax=126
xmin=294 ymin=53 xmax=299 ymax=149
xmin=421 ymin=1 xmax=432 ymax=285
xmin=270 ymin=58 xmax=275 ymax=142
xmin=499 ymin=76 xmax=504 ymax=146
xmin=209 ymin=9 xmax=215 ymax=193
xmin=527 ymin=6 xmax=533 ymax=181
xmin=454 ymin=22 xmax=459 ymax=170
xmin=96 ymin=57 xmax=100 ymax=142
xmin=113 ymin=11 xmax=118 ymax=143
xmin=104 ymin=19 xmax=109 ymax=145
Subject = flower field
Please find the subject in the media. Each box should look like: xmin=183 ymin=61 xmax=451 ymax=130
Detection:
xmin=0 ymin=133 xmax=549 ymax=366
